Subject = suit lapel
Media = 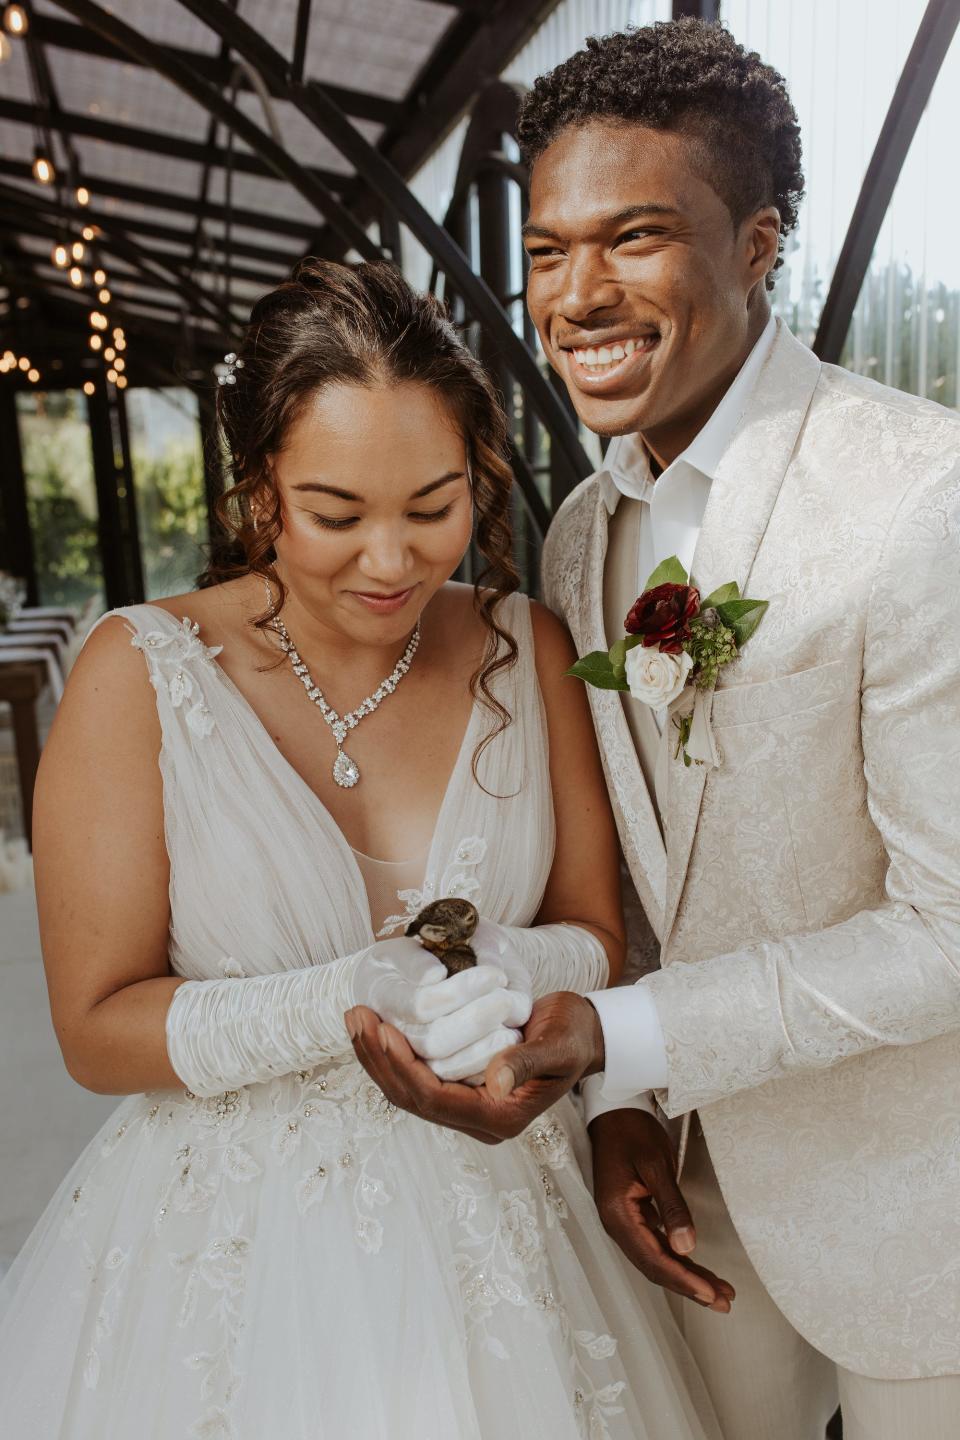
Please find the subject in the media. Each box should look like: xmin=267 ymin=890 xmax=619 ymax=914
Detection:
xmin=661 ymin=327 xmax=822 ymax=954
xmin=576 ymin=485 xmax=668 ymax=941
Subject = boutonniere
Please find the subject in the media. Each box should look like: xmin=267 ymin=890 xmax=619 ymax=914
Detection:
xmin=567 ymin=557 xmax=768 ymax=766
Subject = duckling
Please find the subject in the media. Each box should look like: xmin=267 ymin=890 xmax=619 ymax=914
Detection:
xmin=406 ymin=898 xmax=479 ymax=975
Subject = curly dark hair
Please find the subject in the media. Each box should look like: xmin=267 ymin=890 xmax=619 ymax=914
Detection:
xmin=198 ymin=258 xmax=520 ymax=774
xmin=517 ymin=18 xmax=803 ymax=287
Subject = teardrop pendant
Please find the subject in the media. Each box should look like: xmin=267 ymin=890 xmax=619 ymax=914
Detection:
xmin=332 ymin=749 xmax=360 ymax=789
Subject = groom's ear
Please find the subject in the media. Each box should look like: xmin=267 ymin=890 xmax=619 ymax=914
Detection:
xmin=741 ymin=205 xmax=781 ymax=292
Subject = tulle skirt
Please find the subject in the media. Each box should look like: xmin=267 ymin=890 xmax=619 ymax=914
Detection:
xmin=0 ymin=1059 xmax=720 ymax=1440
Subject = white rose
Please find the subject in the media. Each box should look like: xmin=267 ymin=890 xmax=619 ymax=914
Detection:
xmin=624 ymin=645 xmax=693 ymax=708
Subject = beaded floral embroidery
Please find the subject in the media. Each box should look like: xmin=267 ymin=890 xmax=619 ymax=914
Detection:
xmin=129 ymin=616 xmax=223 ymax=738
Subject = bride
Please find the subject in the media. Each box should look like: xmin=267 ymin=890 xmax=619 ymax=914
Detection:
xmin=0 ymin=260 xmax=721 ymax=1440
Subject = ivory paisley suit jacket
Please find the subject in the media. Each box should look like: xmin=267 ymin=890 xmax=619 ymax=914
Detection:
xmin=542 ymin=320 xmax=960 ymax=1379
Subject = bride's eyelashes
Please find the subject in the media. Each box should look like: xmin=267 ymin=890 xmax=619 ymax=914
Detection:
xmin=309 ymin=503 xmax=456 ymax=532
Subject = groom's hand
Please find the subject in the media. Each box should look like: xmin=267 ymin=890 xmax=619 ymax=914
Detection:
xmin=590 ymin=1109 xmax=736 ymax=1313
xmin=345 ymin=992 xmax=602 ymax=1143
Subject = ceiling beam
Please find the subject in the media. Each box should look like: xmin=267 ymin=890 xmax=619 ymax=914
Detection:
xmin=28 ymin=13 xmax=400 ymax=126
xmin=0 ymin=157 xmax=322 ymax=240
xmin=291 ymin=0 xmax=311 ymax=85
xmin=0 ymin=180 xmax=236 ymax=332
xmin=0 ymin=177 xmax=298 ymax=268
xmin=0 ymin=96 xmax=353 ymax=195
xmin=377 ymin=0 xmax=554 ymax=181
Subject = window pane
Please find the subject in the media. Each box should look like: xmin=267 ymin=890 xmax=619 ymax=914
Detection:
xmin=125 ymin=388 xmax=208 ymax=601
xmin=17 ymin=390 xmax=105 ymax=609
xmin=841 ymin=27 xmax=960 ymax=409
xmin=722 ymin=0 xmax=929 ymax=346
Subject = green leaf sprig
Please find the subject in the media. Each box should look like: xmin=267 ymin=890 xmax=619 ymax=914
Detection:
xmin=566 ymin=557 xmax=768 ymax=692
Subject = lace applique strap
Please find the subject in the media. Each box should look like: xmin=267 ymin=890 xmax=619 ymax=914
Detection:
xmin=110 ymin=604 xmax=224 ymax=740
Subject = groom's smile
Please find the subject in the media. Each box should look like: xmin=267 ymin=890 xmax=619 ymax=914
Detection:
xmin=523 ymin=121 xmax=780 ymax=461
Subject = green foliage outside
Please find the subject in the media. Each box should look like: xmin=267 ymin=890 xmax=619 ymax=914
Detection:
xmin=134 ymin=440 xmax=209 ymax=600
xmin=19 ymin=389 xmax=210 ymax=608
xmin=20 ymin=391 xmax=103 ymax=609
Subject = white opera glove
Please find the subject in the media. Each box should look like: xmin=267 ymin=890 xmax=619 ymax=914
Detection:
xmin=472 ymin=917 xmax=609 ymax=1001
xmin=166 ymin=937 xmax=508 ymax=1098
xmin=426 ymin=919 xmax=610 ymax=1085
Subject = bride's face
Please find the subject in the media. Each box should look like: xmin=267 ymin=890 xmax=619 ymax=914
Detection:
xmin=269 ymin=379 xmax=474 ymax=645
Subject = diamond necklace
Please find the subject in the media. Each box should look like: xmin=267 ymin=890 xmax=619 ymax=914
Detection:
xmin=265 ymin=585 xmax=421 ymax=789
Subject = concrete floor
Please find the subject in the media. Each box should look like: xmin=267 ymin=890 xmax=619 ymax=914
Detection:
xmin=0 ymin=888 xmax=115 ymax=1269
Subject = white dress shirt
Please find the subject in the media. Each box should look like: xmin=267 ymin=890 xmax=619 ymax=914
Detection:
xmin=583 ymin=315 xmax=778 ymax=1126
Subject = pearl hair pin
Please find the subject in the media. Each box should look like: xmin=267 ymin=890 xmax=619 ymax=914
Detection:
xmin=217 ymin=351 xmax=244 ymax=386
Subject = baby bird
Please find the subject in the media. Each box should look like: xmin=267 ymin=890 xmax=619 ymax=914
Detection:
xmin=406 ymin=898 xmax=479 ymax=975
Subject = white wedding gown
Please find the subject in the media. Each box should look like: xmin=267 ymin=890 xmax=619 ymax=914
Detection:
xmin=0 ymin=594 xmax=720 ymax=1440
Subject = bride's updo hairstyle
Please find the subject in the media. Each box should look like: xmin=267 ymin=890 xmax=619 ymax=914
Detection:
xmin=202 ymin=257 xmax=520 ymax=766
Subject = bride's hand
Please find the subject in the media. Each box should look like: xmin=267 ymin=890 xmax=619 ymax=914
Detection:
xmin=349 ymin=937 xmax=529 ymax=1073
xmin=351 ymin=936 xmax=502 ymax=1027
xmin=471 ymin=918 xmax=534 ymax=1002
xmin=409 ymin=918 xmax=533 ymax=1084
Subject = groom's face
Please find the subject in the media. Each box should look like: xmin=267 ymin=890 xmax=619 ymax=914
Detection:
xmin=524 ymin=121 xmax=778 ymax=450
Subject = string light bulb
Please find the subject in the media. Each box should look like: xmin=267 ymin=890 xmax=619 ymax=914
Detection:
xmin=116 ymin=374 xmax=127 ymax=390
xmin=83 ymin=381 xmax=95 ymax=396
xmin=52 ymin=242 xmax=68 ymax=268
xmin=3 ymin=6 xmax=28 ymax=37
xmin=114 ymin=356 xmax=125 ymax=372
xmin=106 ymin=368 xmax=118 ymax=384
xmin=89 ymin=334 xmax=102 ymax=352
xmin=93 ymin=269 xmax=106 ymax=286
xmin=103 ymin=346 xmax=115 ymax=361
xmin=71 ymin=240 xmax=85 ymax=262
xmin=82 ymin=225 xmax=95 ymax=242
xmin=32 ymin=148 xmax=54 ymax=185
xmin=69 ymin=266 xmax=83 ymax=287
xmin=76 ymin=185 xmax=90 ymax=206
xmin=27 ymin=367 xmax=39 ymax=383
xmin=98 ymin=288 xmax=110 ymax=304
xmin=115 ymin=336 xmax=126 ymax=352
xmin=17 ymin=356 xmax=29 ymax=371
xmin=90 ymin=311 xmax=108 ymax=331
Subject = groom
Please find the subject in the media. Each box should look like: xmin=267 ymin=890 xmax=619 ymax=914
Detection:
xmin=348 ymin=18 xmax=960 ymax=1440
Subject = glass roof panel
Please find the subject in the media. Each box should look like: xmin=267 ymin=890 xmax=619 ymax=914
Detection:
xmin=46 ymin=50 xmax=210 ymax=143
xmin=72 ymin=140 xmax=205 ymax=200
xmin=300 ymin=0 xmax=457 ymax=100
xmin=33 ymin=0 xmax=223 ymax=55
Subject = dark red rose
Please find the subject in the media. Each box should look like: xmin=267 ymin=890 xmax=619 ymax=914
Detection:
xmin=624 ymin=583 xmax=700 ymax=654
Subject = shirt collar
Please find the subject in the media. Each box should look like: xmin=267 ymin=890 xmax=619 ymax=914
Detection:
xmin=599 ymin=314 xmax=778 ymax=512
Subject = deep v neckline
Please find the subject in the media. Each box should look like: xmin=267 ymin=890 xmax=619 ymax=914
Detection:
xmin=139 ymin=604 xmax=484 ymax=928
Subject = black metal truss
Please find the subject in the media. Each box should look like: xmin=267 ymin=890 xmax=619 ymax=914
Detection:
xmin=174 ymin=0 xmax=592 ymax=507
xmin=0 ymin=180 xmax=237 ymax=332
xmin=0 ymin=157 xmax=321 ymax=243
xmin=310 ymin=0 xmax=555 ymax=261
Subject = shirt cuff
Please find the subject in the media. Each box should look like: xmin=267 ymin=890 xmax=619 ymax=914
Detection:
xmin=585 ymin=982 xmax=669 ymax=1099
xmin=580 ymin=1074 xmax=659 ymax=1129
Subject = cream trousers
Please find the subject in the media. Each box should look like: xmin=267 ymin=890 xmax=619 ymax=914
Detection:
xmin=666 ymin=1127 xmax=960 ymax=1440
